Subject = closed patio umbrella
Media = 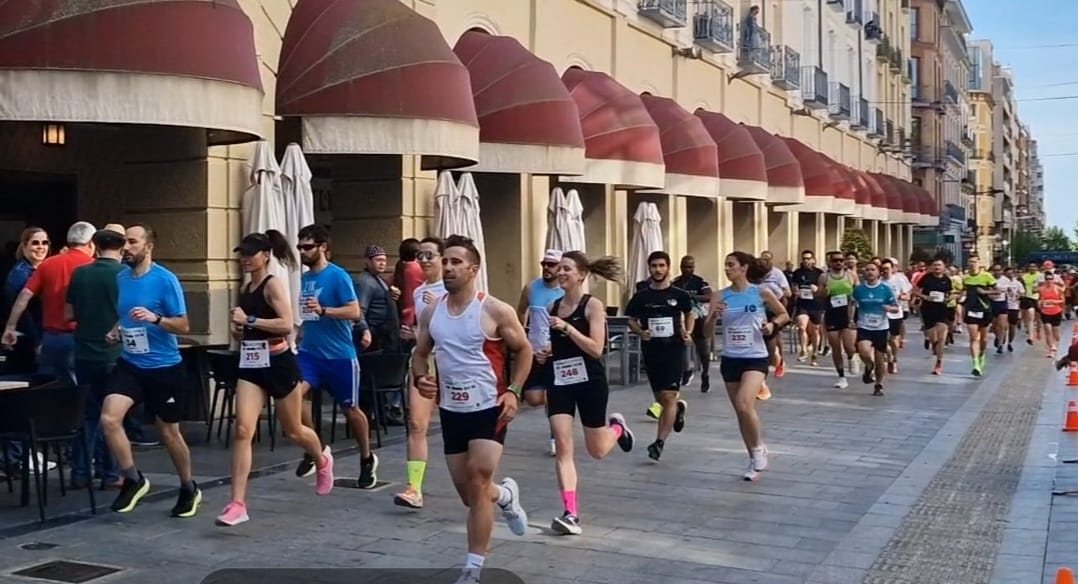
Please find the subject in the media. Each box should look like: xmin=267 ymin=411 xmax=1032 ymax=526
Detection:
xmin=627 ymin=202 xmax=664 ymax=290
xmin=455 ymin=173 xmax=489 ymax=293
xmin=279 ymin=143 xmax=315 ymax=330
xmin=241 ymin=141 xmax=289 ymax=288
xmin=434 ymin=171 xmax=461 ymax=239
xmin=564 ymin=188 xmax=587 ymax=254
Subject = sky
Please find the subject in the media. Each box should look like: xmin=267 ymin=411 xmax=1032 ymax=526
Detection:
xmin=962 ymin=0 xmax=1078 ymax=234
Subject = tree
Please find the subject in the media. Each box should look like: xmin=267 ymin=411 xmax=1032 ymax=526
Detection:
xmin=1041 ymin=226 xmax=1072 ymax=252
xmin=1010 ymin=230 xmax=1042 ymax=265
xmin=909 ymin=246 xmax=934 ymax=265
xmin=934 ymin=246 xmax=955 ymax=265
xmin=840 ymin=228 xmax=874 ymax=264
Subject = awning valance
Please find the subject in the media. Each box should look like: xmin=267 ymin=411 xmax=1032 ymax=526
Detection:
xmin=742 ymin=126 xmax=805 ymax=206
xmin=780 ymin=138 xmax=837 ymax=213
xmin=639 ymin=95 xmax=720 ymax=198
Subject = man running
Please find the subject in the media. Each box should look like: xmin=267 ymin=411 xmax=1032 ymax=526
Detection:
xmin=849 ymin=261 xmax=899 ymax=396
xmin=672 ymin=255 xmax=713 ymax=391
xmin=818 ymin=251 xmax=858 ymax=388
xmin=962 ymin=258 xmax=996 ymax=376
xmin=880 ymin=259 xmax=912 ymax=373
xmin=1001 ymin=266 xmax=1024 ymax=352
xmin=293 ymin=224 xmax=378 ymax=488
xmin=913 ymin=259 xmax=954 ymax=375
xmin=789 ymin=250 xmax=824 ymax=365
xmin=1019 ymin=262 xmax=1043 ymax=344
xmin=515 ymin=249 xmax=564 ymax=456
xmin=988 ymin=263 xmax=1011 ymax=354
xmin=758 ymin=251 xmax=792 ymax=379
xmin=625 ymin=251 xmax=694 ymax=462
xmin=412 ymin=235 xmax=530 ymax=584
xmin=99 ymin=225 xmax=201 ymax=516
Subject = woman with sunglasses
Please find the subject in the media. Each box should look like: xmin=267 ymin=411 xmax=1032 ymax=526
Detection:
xmin=393 ymin=237 xmax=447 ymax=509
xmin=2 ymin=227 xmax=49 ymax=374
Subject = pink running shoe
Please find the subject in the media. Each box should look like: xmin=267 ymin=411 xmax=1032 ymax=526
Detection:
xmin=215 ymin=501 xmax=249 ymax=527
xmin=315 ymin=450 xmax=335 ymax=496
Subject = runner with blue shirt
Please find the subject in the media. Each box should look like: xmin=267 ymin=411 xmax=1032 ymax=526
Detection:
xmin=99 ymin=225 xmax=201 ymax=517
xmin=292 ymin=224 xmax=378 ymax=489
xmin=515 ymin=249 xmax=565 ymax=457
xmin=849 ymin=262 xmax=900 ymax=396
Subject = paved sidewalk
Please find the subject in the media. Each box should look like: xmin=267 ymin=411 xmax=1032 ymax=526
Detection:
xmin=0 ymin=325 xmax=1054 ymax=584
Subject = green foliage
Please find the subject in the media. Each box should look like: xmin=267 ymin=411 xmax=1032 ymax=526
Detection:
xmin=909 ymin=246 xmax=934 ymax=265
xmin=934 ymin=246 xmax=955 ymax=265
xmin=1041 ymin=226 xmax=1073 ymax=252
xmin=1010 ymin=230 xmax=1042 ymax=265
xmin=840 ymin=228 xmax=875 ymax=264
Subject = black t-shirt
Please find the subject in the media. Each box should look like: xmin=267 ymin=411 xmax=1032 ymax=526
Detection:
xmin=790 ymin=267 xmax=824 ymax=305
xmin=625 ymin=285 xmax=693 ymax=345
xmin=917 ymin=274 xmax=952 ymax=308
xmin=672 ymin=274 xmax=711 ymax=298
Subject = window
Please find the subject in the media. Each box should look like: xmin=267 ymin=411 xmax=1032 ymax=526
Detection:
xmin=911 ymin=117 xmax=921 ymax=145
xmin=910 ymin=8 xmax=919 ymax=41
xmin=910 ymin=56 xmax=920 ymax=96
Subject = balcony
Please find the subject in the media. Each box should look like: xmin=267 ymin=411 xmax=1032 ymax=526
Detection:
xmin=845 ymin=0 xmax=863 ymax=26
xmin=851 ymin=96 xmax=869 ymax=131
xmin=897 ymin=127 xmax=907 ymax=151
xmin=945 ymin=140 xmax=965 ymax=165
xmin=692 ymin=0 xmax=734 ymax=53
xmin=868 ymin=107 xmax=885 ymax=138
xmin=943 ymin=80 xmax=958 ymax=104
xmin=912 ymin=146 xmax=944 ymax=170
xmin=971 ymin=149 xmax=995 ymax=162
xmin=638 ymin=0 xmax=688 ymax=28
xmin=884 ymin=118 xmax=896 ymax=145
xmin=826 ymin=0 xmax=845 ymax=12
xmin=864 ymin=13 xmax=882 ymax=43
xmin=961 ymin=126 xmax=975 ymax=147
xmin=738 ymin=25 xmax=772 ymax=75
xmin=828 ymin=82 xmax=851 ymax=120
xmin=901 ymin=0 xmax=910 ymax=10
xmin=800 ymin=66 xmax=828 ymax=109
xmin=769 ymin=45 xmax=800 ymax=89
xmin=876 ymin=37 xmax=892 ymax=62
xmin=889 ymin=48 xmax=903 ymax=72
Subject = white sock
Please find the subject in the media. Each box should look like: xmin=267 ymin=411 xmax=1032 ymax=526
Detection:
xmin=465 ymin=553 xmax=485 ymax=569
xmin=495 ymin=484 xmax=512 ymax=507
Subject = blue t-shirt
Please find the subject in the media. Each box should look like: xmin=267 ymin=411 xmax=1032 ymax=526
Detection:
xmin=299 ymin=263 xmax=358 ymax=360
xmin=117 ymin=263 xmax=186 ymax=369
xmin=527 ymin=278 xmax=564 ymax=350
xmin=852 ymin=281 xmax=896 ymax=331
xmin=720 ymin=284 xmax=768 ymax=359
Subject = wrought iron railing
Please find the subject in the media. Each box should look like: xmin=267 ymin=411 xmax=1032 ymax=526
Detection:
xmin=828 ymin=82 xmax=851 ymax=118
xmin=769 ymin=45 xmax=800 ymax=89
xmin=800 ymin=65 xmax=829 ymax=106
xmin=638 ymin=0 xmax=688 ymax=27
xmin=691 ymin=0 xmax=734 ymax=52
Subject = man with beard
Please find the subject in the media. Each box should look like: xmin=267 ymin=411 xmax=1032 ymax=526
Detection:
xmin=758 ymin=251 xmax=791 ymax=384
xmin=913 ymin=259 xmax=955 ymax=375
xmin=99 ymin=225 xmax=201 ymax=516
xmin=292 ymin=224 xmax=378 ymax=489
xmin=789 ymin=250 xmax=825 ymax=365
xmin=515 ymin=249 xmax=564 ymax=456
xmin=672 ymin=255 xmax=713 ymax=391
xmin=625 ymin=251 xmax=694 ymax=462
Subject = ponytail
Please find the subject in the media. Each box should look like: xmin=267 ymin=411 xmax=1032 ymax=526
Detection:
xmin=265 ymin=229 xmax=296 ymax=269
xmin=563 ymin=251 xmax=623 ymax=284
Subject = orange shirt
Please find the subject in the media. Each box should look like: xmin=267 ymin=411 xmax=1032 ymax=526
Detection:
xmin=1040 ymin=282 xmax=1064 ymax=316
xmin=25 ymin=248 xmax=93 ymax=332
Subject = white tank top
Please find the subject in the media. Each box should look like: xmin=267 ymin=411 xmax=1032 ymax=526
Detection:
xmin=428 ymin=292 xmax=507 ymax=413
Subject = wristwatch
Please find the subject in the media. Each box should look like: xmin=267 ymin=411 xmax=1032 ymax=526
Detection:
xmin=318 ymin=307 xmax=327 ymax=317
xmin=507 ymin=384 xmax=523 ymax=399
xmin=153 ymin=313 xmax=162 ymax=325
xmin=246 ymin=315 xmax=257 ymax=327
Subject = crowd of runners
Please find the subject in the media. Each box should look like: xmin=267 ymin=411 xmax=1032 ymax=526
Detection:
xmin=3 ymin=219 xmax=1075 ymax=584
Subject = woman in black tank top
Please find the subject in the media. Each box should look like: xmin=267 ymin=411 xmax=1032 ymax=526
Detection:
xmin=544 ymin=251 xmax=635 ymax=536
xmin=219 ymin=231 xmax=331 ymax=528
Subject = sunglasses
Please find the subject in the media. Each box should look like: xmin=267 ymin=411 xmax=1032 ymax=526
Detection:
xmin=417 ymin=251 xmax=439 ymax=261
xmin=541 ymin=261 xmax=559 ymax=268
xmin=296 ymin=243 xmax=321 ymax=252
xmin=29 ymin=240 xmax=49 ymax=246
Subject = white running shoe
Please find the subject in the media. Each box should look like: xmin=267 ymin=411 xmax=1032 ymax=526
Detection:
xmin=547 ymin=438 xmax=557 ymax=457
xmin=743 ymin=458 xmax=759 ymax=481
xmin=834 ymin=377 xmax=849 ymax=389
xmin=752 ymin=445 xmax=769 ymax=472
xmin=498 ymin=477 xmax=528 ymax=536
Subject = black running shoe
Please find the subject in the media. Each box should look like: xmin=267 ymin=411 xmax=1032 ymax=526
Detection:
xmin=673 ymin=400 xmax=687 ymax=433
xmin=358 ymin=453 xmax=379 ymax=489
xmin=700 ymin=372 xmax=710 ymax=393
xmin=646 ymin=440 xmax=664 ymax=462
xmin=680 ymin=370 xmax=694 ymax=387
xmin=170 ymin=482 xmax=202 ymax=518
xmin=609 ymin=413 xmax=634 ymax=452
xmin=862 ymin=365 xmax=875 ymax=385
xmin=873 ymin=384 xmax=884 ymax=397
xmin=296 ymin=454 xmax=317 ymax=478
xmin=551 ymin=511 xmax=582 ymax=535
xmin=111 ymin=474 xmax=150 ymax=513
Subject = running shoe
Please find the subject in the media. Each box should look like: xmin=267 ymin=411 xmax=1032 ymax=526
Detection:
xmin=834 ymin=377 xmax=849 ymax=389
xmin=924 ymin=339 xmax=930 ymax=351
xmin=996 ymin=345 xmax=1004 ymax=355
xmin=751 ymin=445 xmax=768 ymax=472
xmin=453 ymin=569 xmax=481 ymax=584
xmin=673 ymin=400 xmax=687 ymax=433
xmin=743 ymin=458 xmax=759 ymax=481
xmin=609 ymin=413 xmax=634 ymax=452
xmin=873 ymin=384 xmax=885 ymax=397
xmin=774 ymin=361 xmax=785 ymax=378
xmin=701 ymin=372 xmax=711 ymax=392
xmin=170 ymin=482 xmax=202 ymax=518
xmin=551 ymin=511 xmax=582 ymax=536
xmin=358 ymin=453 xmax=379 ymax=489
xmin=646 ymin=402 xmax=662 ymax=420
xmin=498 ymin=477 xmax=528 ymax=536
xmin=296 ymin=445 xmax=329 ymax=478
xmin=646 ymin=440 xmax=664 ymax=462
xmin=393 ymin=486 xmax=424 ymax=509
xmin=932 ymin=362 xmax=942 ymax=375
xmin=547 ymin=438 xmax=557 ymax=457
xmin=861 ymin=365 xmax=875 ymax=385
xmin=315 ymin=449 xmax=334 ymax=496
xmin=111 ymin=474 xmax=150 ymax=513
xmin=681 ymin=370 xmax=695 ymax=387
xmin=756 ymin=384 xmax=772 ymax=401
xmin=1008 ymin=343 xmax=1014 ymax=353
xmin=215 ymin=501 xmax=249 ymax=527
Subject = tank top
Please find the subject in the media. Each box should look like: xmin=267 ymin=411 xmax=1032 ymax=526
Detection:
xmin=526 ymin=279 xmax=565 ymax=351
xmin=429 ymin=292 xmax=507 ymax=412
xmin=1022 ymin=273 xmax=1041 ymax=299
xmin=825 ymin=272 xmax=854 ymax=311
xmin=549 ymin=295 xmax=606 ymax=389
xmin=1041 ymin=283 xmax=1064 ymax=316
xmin=239 ymin=276 xmax=282 ymax=343
xmin=720 ymin=284 xmax=768 ymax=359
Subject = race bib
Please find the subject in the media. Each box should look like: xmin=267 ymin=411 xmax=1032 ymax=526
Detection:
xmin=553 ymin=356 xmax=589 ymax=386
xmin=864 ymin=314 xmax=885 ymax=328
xmin=239 ymin=340 xmax=270 ymax=369
xmin=648 ymin=317 xmax=675 ymax=338
xmin=443 ymin=379 xmax=483 ymax=409
xmin=120 ymin=327 xmax=149 ymax=355
xmin=725 ymin=325 xmax=753 ymax=349
xmin=966 ymin=311 xmax=984 ymax=319
xmin=299 ymin=294 xmax=320 ymax=321
xmin=830 ymin=295 xmax=848 ymax=308
xmin=887 ymin=308 xmax=904 ymax=320
xmin=928 ymin=291 xmax=945 ymax=303
xmin=799 ymin=287 xmax=814 ymax=300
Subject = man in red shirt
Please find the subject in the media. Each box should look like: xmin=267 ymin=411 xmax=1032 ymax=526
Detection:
xmin=2 ymin=222 xmax=96 ymax=384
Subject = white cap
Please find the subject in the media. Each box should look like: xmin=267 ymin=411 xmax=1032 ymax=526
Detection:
xmin=542 ymin=249 xmax=563 ymax=264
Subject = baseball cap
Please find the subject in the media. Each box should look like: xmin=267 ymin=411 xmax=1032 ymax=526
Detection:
xmin=1044 ymin=260 xmax=1056 ymax=270
xmin=234 ymin=233 xmax=272 ymax=255
xmin=541 ymin=249 xmax=563 ymax=264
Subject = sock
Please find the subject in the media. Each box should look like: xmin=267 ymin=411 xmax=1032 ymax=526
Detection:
xmin=122 ymin=467 xmax=139 ymax=481
xmin=181 ymin=480 xmax=196 ymax=493
xmin=465 ymin=553 xmax=485 ymax=569
xmin=406 ymin=460 xmax=426 ymax=494
xmin=609 ymin=423 xmax=624 ymax=439
xmin=561 ymin=490 xmax=578 ymax=516
xmin=495 ymin=484 xmax=512 ymax=507
xmin=835 ymin=366 xmax=844 ymax=377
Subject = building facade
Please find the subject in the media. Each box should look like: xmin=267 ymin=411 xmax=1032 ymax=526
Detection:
xmin=967 ymin=38 xmax=996 ymax=262
xmin=992 ymin=65 xmax=1018 ymax=257
xmin=0 ymin=0 xmax=925 ymax=343
xmin=1026 ymin=140 xmax=1046 ymax=233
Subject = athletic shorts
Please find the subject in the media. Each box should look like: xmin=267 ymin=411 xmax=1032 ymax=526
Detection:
xmin=888 ymin=317 xmax=903 ymax=337
xmin=237 ymin=349 xmax=302 ymax=400
xmin=719 ymin=356 xmax=769 ymax=383
xmin=1042 ymin=313 xmax=1063 ymax=327
xmin=546 ymin=375 xmax=609 ymax=428
xmin=1020 ymin=297 xmax=1037 ymax=311
xmin=945 ymin=307 xmax=957 ymax=323
xmin=642 ymin=341 xmax=683 ymax=394
xmin=106 ymin=359 xmax=187 ymax=424
xmin=297 ymin=351 xmax=360 ymax=408
xmin=440 ymin=406 xmax=505 ymax=455
xmin=824 ymin=308 xmax=850 ymax=332
xmin=795 ymin=304 xmax=823 ymax=325
xmin=921 ymin=305 xmax=949 ymax=330
xmin=1008 ymin=309 xmax=1020 ymax=326
xmin=992 ymin=302 xmax=1009 ymax=317
xmin=963 ymin=306 xmax=992 ymax=328
xmin=856 ymin=329 xmax=890 ymax=353
xmin=523 ymin=359 xmax=553 ymax=391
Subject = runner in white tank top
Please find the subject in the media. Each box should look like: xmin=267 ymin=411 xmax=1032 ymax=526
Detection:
xmin=412 ymin=236 xmax=533 ymax=584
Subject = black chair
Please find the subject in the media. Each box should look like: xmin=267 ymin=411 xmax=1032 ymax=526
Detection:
xmin=359 ymin=352 xmax=411 ymax=449
xmin=0 ymin=375 xmax=96 ymax=522
xmin=206 ymin=349 xmax=276 ymax=450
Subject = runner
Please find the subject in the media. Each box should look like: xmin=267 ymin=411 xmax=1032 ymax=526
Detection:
xmin=880 ymin=258 xmax=912 ymax=373
xmin=947 ymin=266 xmax=965 ymax=346
xmin=216 ymin=232 xmax=334 ymax=526
xmin=393 ymin=236 xmax=446 ymax=509
xmin=849 ymin=261 xmax=900 ymax=395
xmin=913 ymin=259 xmax=954 ymax=375
xmin=962 ymin=259 xmax=996 ymax=376
xmin=1019 ymin=262 xmax=1043 ymax=344
xmin=515 ymin=249 xmax=564 ymax=456
xmin=711 ymin=252 xmax=788 ymax=481
xmin=292 ymin=224 xmax=378 ymax=489
xmin=545 ymin=251 xmax=634 ymax=535
xmin=1002 ymin=266 xmax=1024 ymax=352
xmin=789 ymin=250 xmax=824 ymax=365
xmin=1039 ymin=270 xmax=1065 ymax=358
xmin=411 ymin=235 xmax=530 ymax=584
xmin=818 ymin=251 xmax=859 ymax=389
xmin=99 ymin=225 xmax=201 ymax=516
xmin=988 ymin=263 xmax=1011 ymax=354
xmin=625 ymin=251 xmax=694 ymax=462
xmin=672 ymin=255 xmax=713 ymax=392
xmin=758 ymin=251 xmax=792 ymax=380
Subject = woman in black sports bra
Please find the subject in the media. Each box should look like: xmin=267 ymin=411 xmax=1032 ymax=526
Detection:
xmin=217 ymin=231 xmax=332 ymax=527
xmin=544 ymin=251 xmax=635 ymax=536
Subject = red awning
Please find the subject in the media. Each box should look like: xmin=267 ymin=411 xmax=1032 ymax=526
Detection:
xmin=0 ymin=0 xmax=263 ymax=145
xmin=892 ymin=178 xmax=927 ymax=224
xmin=694 ymin=110 xmax=768 ymax=200
xmin=453 ymin=31 xmax=585 ymax=175
xmin=870 ymin=173 xmax=913 ymax=223
xmin=639 ymin=95 xmax=719 ymax=198
xmin=779 ymin=138 xmax=836 ymax=213
xmin=816 ymin=153 xmax=857 ymax=215
xmin=560 ymin=69 xmax=665 ymax=188
xmin=836 ymin=165 xmax=871 ymax=215
xmin=277 ymin=0 xmax=478 ymax=168
xmin=741 ymin=126 xmax=805 ymax=206
xmin=915 ymin=184 xmax=939 ymax=226
xmin=860 ymin=173 xmax=894 ymax=222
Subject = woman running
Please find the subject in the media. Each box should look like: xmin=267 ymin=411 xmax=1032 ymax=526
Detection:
xmin=1039 ymin=271 xmax=1065 ymax=358
xmin=546 ymin=251 xmax=634 ymax=535
xmin=849 ymin=261 xmax=900 ymax=396
xmin=712 ymin=252 xmax=788 ymax=481
xmin=218 ymin=231 xmax=333 ymax=527
xmin=394 ymin=237 xmax=447 ymax=509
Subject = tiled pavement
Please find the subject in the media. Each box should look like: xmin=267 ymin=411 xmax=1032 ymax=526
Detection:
xmin=0 ymin=323 xmax=1068 ymax=584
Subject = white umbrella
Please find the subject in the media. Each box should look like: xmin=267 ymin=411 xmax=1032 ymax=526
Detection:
xmin=627 ymin=202 xmax=664 ymax=289
xmin=241 ymin=141 xmax=290 ymax=339
xmin=434 ymin=171 xmax=461 ymax=239
xmin=564 ymin=188 xmax=586 ymax=253
xmin=545 ymin=187 xmax=587 ymax=254
xmin=455 ymin=172 xmax=489 ymax=293
xmin=279 ymin=143 xmax=315 ymax=329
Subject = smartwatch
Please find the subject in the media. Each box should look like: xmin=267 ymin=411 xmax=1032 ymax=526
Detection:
xmin=247 ymin=315 xmax=257 ymax=327
xmin=507 ymin=384 xmax=523 ymax=399
xmin=153 ymin=313 xmax=163 ymax=325
xmin=318 ymin=307 xmax=327 ymax=317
